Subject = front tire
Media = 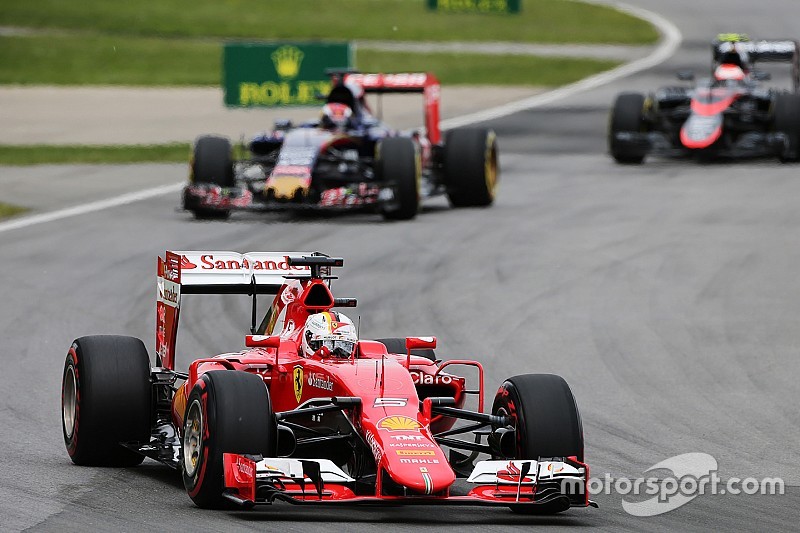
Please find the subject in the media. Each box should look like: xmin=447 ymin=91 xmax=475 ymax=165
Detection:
xmin=773 ymin=93 xmax=800 ymax=163
xmin=378 ymin=137 xmax=420 ymax=221
xmin=609 ymin=92 xmax=647 ymax=164
xmin=492 ymin=374 xmax=584 ymax=514
xmin=443 ymin=128 xmax=499 ymax=207
xmin=61 ymin=335 xmax=151 ymax=466
xmin=182 ymin=370 xmax=276 ymax=509
xmin=187 ymin=135 xmax=235 ymax=219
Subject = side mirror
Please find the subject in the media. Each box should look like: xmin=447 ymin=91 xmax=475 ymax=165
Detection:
xmin=676 ymin=70 xmax=695 ymax=81
xmin=751 ymin=70 xmax=771 ymax=81
xmin=245 ymin=335 xmax=281 ymax=348
xmin=406 ymin=336 xmax=437 ymax=351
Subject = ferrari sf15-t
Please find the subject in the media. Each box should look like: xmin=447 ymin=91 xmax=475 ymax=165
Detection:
xmin=61 ymin=252 xmax=594 ymax=515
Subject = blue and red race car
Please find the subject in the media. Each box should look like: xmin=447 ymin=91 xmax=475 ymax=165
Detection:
xmin=183 ymin=72 xmax=498 ymax=220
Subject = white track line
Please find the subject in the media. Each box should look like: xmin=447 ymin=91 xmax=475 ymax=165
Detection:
xmin=440 ymin=1 xmax=682 ymax=129
xmin=0 ymin=1 xmax=680 ymax=235
xmin=0 ymin=182 xmax=184 ymax=234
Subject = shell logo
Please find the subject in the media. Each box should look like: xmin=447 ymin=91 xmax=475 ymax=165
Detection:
xmin=378 ymin=416 xmax=421 ymax=431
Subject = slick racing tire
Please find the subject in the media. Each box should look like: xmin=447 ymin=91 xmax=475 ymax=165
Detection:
xmin=182 ymin=370 xmax=276 ymax=509
xmin=773 ymin=93 xmax=800 ymax=163
xmin=378 ymin=137 xmax=420 ymax=221
xmin=187 ymin=134 xmax=235 ymax=219
xmin=62 ymin=335 xmax=151 ymax=466
xmin=443 ymin=128 xmax=499 ymax=207
xmin=376 ymin=337 xmax=436 ymax=362
xmin=492 ymin=374 xmax=584 ymax=515
xmin=609 ymin=92 xmax=647 ymax=164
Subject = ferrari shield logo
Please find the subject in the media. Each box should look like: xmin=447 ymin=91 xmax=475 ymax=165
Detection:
xmin=293 ymin=365 xmax=303 ymax=403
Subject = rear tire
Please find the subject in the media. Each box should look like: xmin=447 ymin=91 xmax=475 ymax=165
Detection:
xmin=378 ymin=137 xmax=420 ymax=221
xmin=182 ymin=370 xmax=276 ymax=509
xmin=62 ymin=335 xmax=151 ymax=466
xmin=493 ymin=374 xmax=584 ymax=514
xmin=773 ymin=93 xmax=800 ymax=163
xmin=187 ymin=135 xmax=234 ymax=219
xmin=375 ymin=337 xmax=436 ymax=362
xmin=444 ymin=128 xmax=499 ymax=207
xmin=609 ymin=92 xmax=647 ymax=164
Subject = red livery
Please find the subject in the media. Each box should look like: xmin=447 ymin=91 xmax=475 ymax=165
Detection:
xmin=61 ymin=252 xmax=594 ymax=515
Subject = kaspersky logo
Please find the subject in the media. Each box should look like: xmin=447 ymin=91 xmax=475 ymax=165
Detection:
xmin=271 ymin=45 xmax=304 ymax=79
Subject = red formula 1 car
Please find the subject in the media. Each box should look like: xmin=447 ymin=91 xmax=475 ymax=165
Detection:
xmin=182 ymin=72 xmax=498 ymax=221
xmin=61 ymin=252 xmax=593 ymax=514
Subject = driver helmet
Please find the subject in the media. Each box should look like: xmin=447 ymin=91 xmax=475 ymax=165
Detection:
xmin=345 ymin=79 xmax=372 ymax=116
xmin=320 ymin=102 xmax=353 ymax=130
xmin=301 ymin=311 xmax=357 ymax=359
xmin=717 ymin=41 xmax=750 ymax=71
xmin=714 ymin=63 xmax=746 ymax=81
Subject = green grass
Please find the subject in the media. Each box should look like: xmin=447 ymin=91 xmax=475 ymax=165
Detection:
xmin=0 ymin=36 xmax=220 ymax=86
xmin=0 ymin=203 xmax=29 ymax=219
xmin=0 ymin=144 xmax=191 ymax=166
xmin=0 ymin=0 xmax=658 ymax=45
xmin=358 ymin=50 xmax=620 ymax=86
xmin=0 ymin=34 xmax=619 ymax=86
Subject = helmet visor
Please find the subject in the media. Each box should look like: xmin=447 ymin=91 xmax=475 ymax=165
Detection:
xmin=310 ymin=339 xmax=355 ymax=358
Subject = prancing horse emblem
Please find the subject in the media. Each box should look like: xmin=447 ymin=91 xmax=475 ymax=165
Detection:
xmin=293 ymin=365 xmax=303 ymax=403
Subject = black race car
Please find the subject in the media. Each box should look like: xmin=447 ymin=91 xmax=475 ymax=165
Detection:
xmin=609 ymin=34 xmax=800 ymax=164
xmin=183 ymin=72 xmax=498 ymax=220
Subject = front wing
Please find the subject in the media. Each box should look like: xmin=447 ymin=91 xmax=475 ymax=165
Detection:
xmin=182 ymin=183 xmax=385 ymax=213
xmin=222 ymin=454 xmax=595 ymax=512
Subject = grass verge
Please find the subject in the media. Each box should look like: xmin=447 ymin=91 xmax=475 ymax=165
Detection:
xmin=0 ymin=0 xmax=658 ymax=44
xmin=0 ymin=203 xmax=29 ymax=219
xmin=0 ymin=35 xmax=620 ymax=86
xmin=358 ymin=50 xmax=620 ymax=86
xmin=0 ymin=144 xmax=190 ymax=166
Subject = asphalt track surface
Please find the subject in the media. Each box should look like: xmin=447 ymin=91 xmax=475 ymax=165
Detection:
xmin=2 ymin=1 xmax=799 ymax=531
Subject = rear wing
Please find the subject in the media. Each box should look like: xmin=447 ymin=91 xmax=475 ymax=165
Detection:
xmin=713 ymin=38 xmax=800 ymax=90
xmin=156 ymin=250 xmax=314 ymax=369
xmin=343 ymin=72 xmax=442 ymax=144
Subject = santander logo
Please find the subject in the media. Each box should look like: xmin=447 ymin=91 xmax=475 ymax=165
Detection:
xmin=179 ymin=254 xmax=309 ymax=272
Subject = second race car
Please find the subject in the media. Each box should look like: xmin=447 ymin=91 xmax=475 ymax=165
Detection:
xmin=609 ymin=34 xmax=800 ymax=163
xmin=183 ymin=72 xmax=499 ymax=220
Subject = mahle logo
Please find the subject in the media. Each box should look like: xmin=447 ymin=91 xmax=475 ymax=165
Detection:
xmin=271 ymin=45 xmax=304 ymax=79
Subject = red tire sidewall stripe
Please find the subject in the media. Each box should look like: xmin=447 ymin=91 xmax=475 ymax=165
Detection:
xmin=187 ymin=382 xmax=211 ymax=498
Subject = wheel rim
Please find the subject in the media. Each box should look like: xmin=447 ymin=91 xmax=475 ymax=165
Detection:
xmin=183 ymin=400 xmax=203 ymax=477
xmin=495 ymin=403 xmax=521 ymax=457
xmin=62 ymin=365 xmax=77 ymax=439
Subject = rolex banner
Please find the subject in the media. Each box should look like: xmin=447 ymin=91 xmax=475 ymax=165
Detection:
xmin=223 ymin=42 xmax=353 ymax=107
